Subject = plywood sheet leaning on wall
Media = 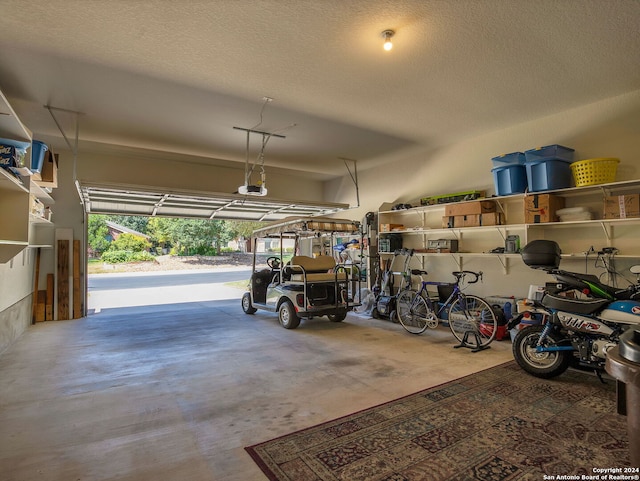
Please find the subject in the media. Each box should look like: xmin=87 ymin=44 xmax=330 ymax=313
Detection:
xmin=73 ymin=239 xmax=81 ymax=319
xmin=55 ymin=228 xmax=74 ymax=320
xmin=32 ymin=246 xmax=41 ymax=324
xmin=57 ymin=239 xmax=69 ymax=320
xmin=46 ymin=273 xmax=53 ymax=320
xmin=35 ymin=290 xmax=46 ymax=322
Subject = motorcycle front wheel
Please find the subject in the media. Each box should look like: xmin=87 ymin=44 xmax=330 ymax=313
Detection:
xmin=512 ymin=325 xmax=571 ymax=379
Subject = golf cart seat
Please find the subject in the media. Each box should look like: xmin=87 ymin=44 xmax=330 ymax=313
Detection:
xmin=285 ymin=255 xmax=348 ymax=282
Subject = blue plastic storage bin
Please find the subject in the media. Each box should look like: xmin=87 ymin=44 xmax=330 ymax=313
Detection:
xmin=31 ymin=140 xmax=48 ymax=173
xmin=525 ymin=159 xmax=573 ymax=192
xmin=491 ymin=152 xmax=526 ymax=167
xmin=492 ymin=164 xmax=528 ymax=196
xmin=524 ymin=144 xmax=574 ymax=163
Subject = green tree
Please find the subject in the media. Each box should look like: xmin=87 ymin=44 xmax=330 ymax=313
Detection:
xmin=147 ymin=217 xmax=174 ymax=253
xmin=87 ymin=214 xmax=110 ymax=256
xmin=147 ymin=218 xmax=233 ymax=256
xmin=226 ymin=220 xmax=266 ymax=239
xmin=107 ymin=215 xmax=149 ymax=234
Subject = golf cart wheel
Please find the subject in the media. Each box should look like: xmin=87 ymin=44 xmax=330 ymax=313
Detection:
xmin=327 ymin=311 xmax=347 ymax=322
xmin=278 ymin=300 xmax=300 ymax=329
xmin=241 ymin=292 xmax=257 ymax=314
xmin=372 ymin=307 xmax=380 ymax=319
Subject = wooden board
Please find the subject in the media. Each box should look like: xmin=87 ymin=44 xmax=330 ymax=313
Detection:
xmin=54 ymin=228 xmax=74 ymax=320
xmin=73 ymin=240 xmax=81 ymax=318
xmin=46 ymin=273 xmax=54 ymax=321
xmin=35 ymin=290 xmax=46 ymax=322
xmin=32 ymin=247 xmax=41 ymax=324
xmin=57 ymin=239 xmax=70 ymax=320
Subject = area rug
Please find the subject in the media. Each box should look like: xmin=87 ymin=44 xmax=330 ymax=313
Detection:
xmin=245 ymin=361 xmax=630 ymax=480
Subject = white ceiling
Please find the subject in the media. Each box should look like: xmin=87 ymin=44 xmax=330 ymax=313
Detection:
xmin=1 ymin=0 xmax=639 ymax=182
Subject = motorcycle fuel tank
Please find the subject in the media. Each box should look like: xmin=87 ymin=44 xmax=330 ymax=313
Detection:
xmin=598 ymin=300 xmax=640 ymax=326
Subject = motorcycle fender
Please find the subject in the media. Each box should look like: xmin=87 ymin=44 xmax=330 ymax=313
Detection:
xmin=556 ymin=311 xmax=614 ymax=335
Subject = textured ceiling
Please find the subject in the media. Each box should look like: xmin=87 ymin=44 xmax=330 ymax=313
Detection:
xmin=0 ymin=0 xmax=639 ymax=181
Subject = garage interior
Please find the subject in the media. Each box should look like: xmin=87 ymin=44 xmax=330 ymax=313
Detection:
xmin=1 ymin=1 xmax=640 ymax=479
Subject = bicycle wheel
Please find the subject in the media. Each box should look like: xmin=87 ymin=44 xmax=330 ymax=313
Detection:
xmin=396 ymin=290 xmax=430 ymax=334
xmin=448 ymin=295 xmax=497 ymax=348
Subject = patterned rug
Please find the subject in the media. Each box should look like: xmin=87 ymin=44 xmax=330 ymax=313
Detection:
xmin=245 ymin=361 xmax=630 ymax=480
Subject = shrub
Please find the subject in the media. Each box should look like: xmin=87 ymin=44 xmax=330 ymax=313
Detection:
xmin=101 ymin=250 xmax=156 ymax=264
xmin=108 ymin=233 xmax=151 ymax=253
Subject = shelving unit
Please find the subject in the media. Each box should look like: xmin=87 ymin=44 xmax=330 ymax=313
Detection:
xmin=524 ymin=179 xmax=640 ymax=260
xmin=0 ymin=88 xmax=32 ymax=263
xmin=0 ymin=88 xmax=55 ymax=262
xmin=378 ymin=179 xmax=640 ymax=274
xmin=378 ymin=195 xmax=524 ymax=272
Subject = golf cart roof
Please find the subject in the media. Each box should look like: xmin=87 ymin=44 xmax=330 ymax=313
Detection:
xmin=252 ymin=216 xmax=361 ymax=238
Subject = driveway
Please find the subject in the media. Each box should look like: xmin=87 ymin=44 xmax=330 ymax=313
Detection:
xmin=87 ymin=267 xmax=252 ymax=311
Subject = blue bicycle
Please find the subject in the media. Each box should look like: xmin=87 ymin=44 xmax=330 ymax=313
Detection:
xmin=396 ymin=270 xmax=498 ymax=351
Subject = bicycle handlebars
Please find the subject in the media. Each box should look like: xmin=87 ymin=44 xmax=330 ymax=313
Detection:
xmin=452 ymin=270 xmax=482 ymax=284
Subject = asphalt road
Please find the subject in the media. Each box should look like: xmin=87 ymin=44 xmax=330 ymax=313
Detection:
xmin=87 ymin=267 xmax=252 ymax=311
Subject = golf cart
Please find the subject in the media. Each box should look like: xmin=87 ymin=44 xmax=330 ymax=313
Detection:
xmin=241 ymin=216 xmax=364 ymax=329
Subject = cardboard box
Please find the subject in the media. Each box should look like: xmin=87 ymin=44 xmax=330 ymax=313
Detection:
xmin=33 ymin=151 xmax=58 ymax=188
xmin=379 ymin=223 xmax=404 ymax=232
xmin=444 ymin=200 xmax=496 ymax=217
xmin=442 ymin=213 xmax=503 ymax=228
xmin=604 ymin=194 xmax=640 ymax=219
xmin=478 ymin=212 xmax=503 ymax=226
xmin=442 ymin=216 xmax=462 ymax=228
xmin=524 ymin=194 xmax=565 ymax=223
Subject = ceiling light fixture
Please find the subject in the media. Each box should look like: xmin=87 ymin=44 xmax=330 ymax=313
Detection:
xmin=382 ymin=29 xmax=395 ymax=51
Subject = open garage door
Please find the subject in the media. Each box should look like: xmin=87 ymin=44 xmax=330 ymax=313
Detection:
xmin=77 ymin=181 xmax=350 ymax=221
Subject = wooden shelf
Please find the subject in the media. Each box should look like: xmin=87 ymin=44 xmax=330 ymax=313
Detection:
xmin=0 ymin=90 xmax=33 ymax=263
xmin=383 ymin=224 xmax=527 ymax=236
xmin=29 ymin=214 xmax=53 ymax=225
xmin=378 ymin=178 xmax=640 ymax=268
xmin=0 ymin=90 xmax=31 ymax=142
xmin=0 ymin=168 xmax=28 ymax=193
xmin=29 ymin=178 xmax=55 ymax=205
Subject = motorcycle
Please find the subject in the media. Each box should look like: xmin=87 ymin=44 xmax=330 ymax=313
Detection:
xmin=512 ymin=240 xmax=640 ymax=379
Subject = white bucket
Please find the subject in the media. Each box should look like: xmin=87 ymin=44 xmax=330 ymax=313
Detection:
xmin=528 ymin=285 xmax=545 ymax=301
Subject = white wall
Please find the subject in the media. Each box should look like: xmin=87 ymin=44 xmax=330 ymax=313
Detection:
xmin=0 ymin=247 xmax=35 ymax=353
xmin=75 ymin=150 xmax=326 ymax=202
xmin=327 ymin=89 xmax=640 ymax=299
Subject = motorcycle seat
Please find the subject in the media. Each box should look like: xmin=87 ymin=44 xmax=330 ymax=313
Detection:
xmin=541 ymin=293 xmax=610 ymax=315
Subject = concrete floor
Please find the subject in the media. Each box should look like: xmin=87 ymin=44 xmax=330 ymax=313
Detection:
xmin=0 ymin=299 xmax=513 ymax=481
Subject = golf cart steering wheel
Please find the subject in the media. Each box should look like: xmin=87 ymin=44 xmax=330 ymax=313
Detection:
xmin=266 ymin=256 xmax=281 ymax=269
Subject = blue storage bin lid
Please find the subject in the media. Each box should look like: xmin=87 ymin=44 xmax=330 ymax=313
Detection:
xmin=524 ymin=144 xmax=574 ymax=163
xmin=491 ymin=152 xmax=526 ymax=166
